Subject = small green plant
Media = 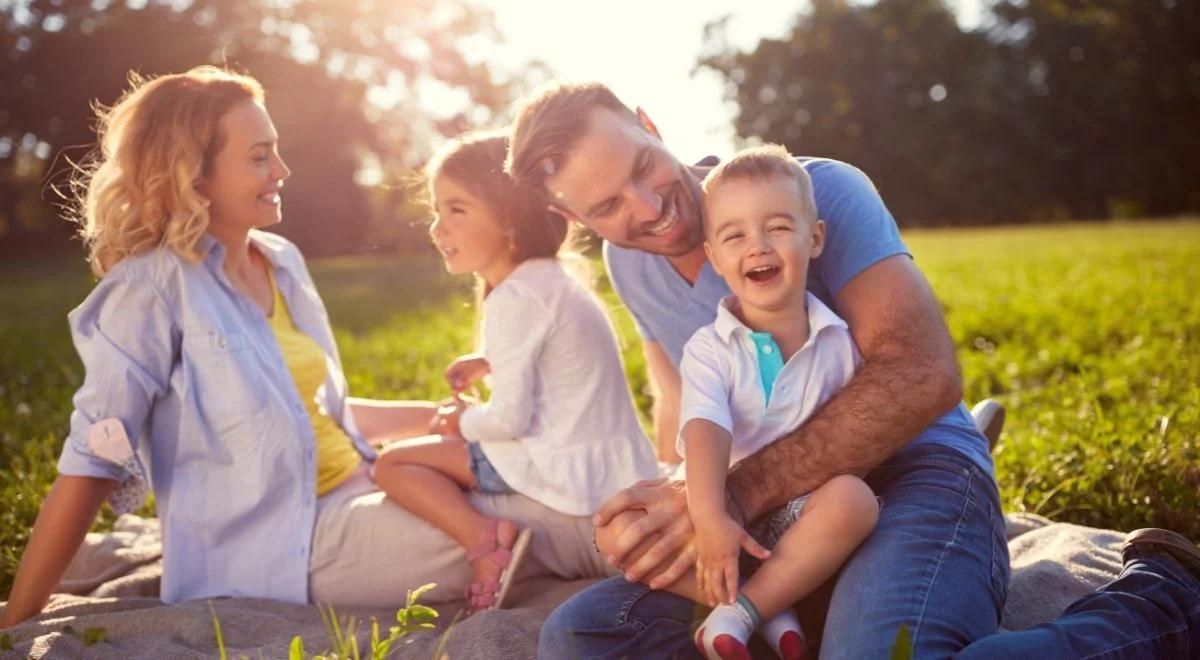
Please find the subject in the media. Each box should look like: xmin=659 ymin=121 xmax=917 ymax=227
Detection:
xmin=213 ymin=583 xmax=440 ymax=660
xmin=210 ymin=600 xmax=228 ymax=660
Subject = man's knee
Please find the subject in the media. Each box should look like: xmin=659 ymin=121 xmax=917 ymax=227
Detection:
xmin=595 ymin=509 xmax=645 ymax=558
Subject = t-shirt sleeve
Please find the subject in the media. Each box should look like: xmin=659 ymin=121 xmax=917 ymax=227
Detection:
xmin=675 ymin=329 xmax=732 ymax=458
xmin=603 ymin=241 xmax=657 ymax=342
xmin=808 ymin=159 xmax=911 ymax=297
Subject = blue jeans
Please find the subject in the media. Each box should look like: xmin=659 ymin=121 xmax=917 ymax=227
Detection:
xmin=537 ymin=444 xmax=1200 ymax=659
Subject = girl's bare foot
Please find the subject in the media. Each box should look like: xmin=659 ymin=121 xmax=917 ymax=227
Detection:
xmin=468 ymin=518 xmax=520 ymax=585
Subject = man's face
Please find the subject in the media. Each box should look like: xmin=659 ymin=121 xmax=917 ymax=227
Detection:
xmin=543 ymin=107 xmax=704 ymax=256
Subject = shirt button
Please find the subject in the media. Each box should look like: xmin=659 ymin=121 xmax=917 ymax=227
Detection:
xmin=217 ymin=337 xmax=227 ymax=348
xmin=762 ymin=345 xmax=773 ymax=354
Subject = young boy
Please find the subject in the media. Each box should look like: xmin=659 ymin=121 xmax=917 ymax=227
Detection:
xmin=677 ymin=145 xmax=880 ymax=659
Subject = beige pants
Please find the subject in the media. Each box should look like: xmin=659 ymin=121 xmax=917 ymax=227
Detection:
xmin=308 ymin=464 xmax=612 ymax=608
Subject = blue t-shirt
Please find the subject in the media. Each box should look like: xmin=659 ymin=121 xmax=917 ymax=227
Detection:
xmin=604 ymin=157 xmax=993 ymax=474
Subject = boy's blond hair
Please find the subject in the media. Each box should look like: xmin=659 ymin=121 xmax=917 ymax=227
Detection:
xmin=700 ymin=144 xmax=817 ymax=227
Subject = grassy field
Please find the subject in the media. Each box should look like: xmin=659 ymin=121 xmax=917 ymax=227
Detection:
xmin=1 ymin=220 xmax=1197 ymax=598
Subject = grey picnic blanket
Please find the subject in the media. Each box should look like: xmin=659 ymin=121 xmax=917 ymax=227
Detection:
xmin=0 ymin=512 xmax=1124 ymax=658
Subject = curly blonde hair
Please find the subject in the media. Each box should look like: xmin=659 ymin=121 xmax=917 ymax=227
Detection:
xmin=70 ymin=66 xmax=265 ymax=276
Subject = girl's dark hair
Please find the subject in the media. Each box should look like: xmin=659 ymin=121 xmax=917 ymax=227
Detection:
xmin=426 ymin=128 xmax=572 ymax=263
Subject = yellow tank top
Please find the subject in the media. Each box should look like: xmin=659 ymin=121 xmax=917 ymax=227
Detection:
xmin=266 ymin=266 xmax=361 ymax=495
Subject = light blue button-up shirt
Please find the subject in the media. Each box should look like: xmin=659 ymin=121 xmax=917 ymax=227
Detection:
xmin=56 ymin=230 xmax=375 ymax=605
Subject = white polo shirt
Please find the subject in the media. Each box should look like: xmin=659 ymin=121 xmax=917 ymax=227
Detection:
xmin=676 ymin=292 xmax=862 ymax=467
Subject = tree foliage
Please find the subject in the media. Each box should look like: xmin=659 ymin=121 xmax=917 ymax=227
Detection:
xmin=699 ymin=0 xmax=1200 ymax=225
xmin=0 ymin=0 xmax=515 ymax=256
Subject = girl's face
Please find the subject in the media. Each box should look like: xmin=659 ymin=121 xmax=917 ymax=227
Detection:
xmin=429 ymin=173 xmax=517 ymax=286
xmin=197 ymin=99 xmax=291 ymax=234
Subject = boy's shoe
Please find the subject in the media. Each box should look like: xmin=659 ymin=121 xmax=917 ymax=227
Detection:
xmin=1121 ymin=528 xmax=1200 ymax=583
xmin=970 ymin=399 xmax=1006 ymax=451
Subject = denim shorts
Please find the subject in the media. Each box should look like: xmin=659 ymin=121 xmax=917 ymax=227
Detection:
xmin=467 ymin=442 xmax=516 ymax=495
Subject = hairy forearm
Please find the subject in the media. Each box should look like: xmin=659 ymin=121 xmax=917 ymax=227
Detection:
xmin=727 ymin=353 xmax=960 ymax=521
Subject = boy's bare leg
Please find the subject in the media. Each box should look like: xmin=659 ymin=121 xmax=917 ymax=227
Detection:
xmin=742 ymin=475 xmax=879 ymax=618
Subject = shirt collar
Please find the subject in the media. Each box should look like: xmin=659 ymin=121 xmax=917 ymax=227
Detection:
xmin=199 ymin=229 xmax=295 ymax=275
xmin=712 ymin=292 xmax=848 ymax=344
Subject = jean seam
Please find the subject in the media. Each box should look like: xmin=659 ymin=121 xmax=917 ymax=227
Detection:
xmin=1078 ymin=611 xmax=1196 ymax=660
xmin=616 ymin=584 xmax=649 ymax=633
xmin=910 ymin=464 xmax=975 ymax=650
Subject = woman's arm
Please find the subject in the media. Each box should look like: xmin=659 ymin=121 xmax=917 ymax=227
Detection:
xmin=346 ymin=397 xmax=438 ymax=443
xmin=0 ymin=476 xmax=116 ymax=628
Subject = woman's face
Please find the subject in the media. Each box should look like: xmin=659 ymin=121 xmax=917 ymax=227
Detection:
xmin=197 ymin=100 xmax=291 ymax=233
xmin=428 ymin=173 xmax=514 ymax=282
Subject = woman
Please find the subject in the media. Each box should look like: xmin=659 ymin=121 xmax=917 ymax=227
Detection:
xmin=0 ymin=66 xmax=608 ymax=627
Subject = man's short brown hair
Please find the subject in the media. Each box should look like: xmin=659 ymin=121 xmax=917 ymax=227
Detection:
xmin=505 ymin=81 xmax=637 ymax=194
xmin=700 ymin=144 xmax=817 ymax=225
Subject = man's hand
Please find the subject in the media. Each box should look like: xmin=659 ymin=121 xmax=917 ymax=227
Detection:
xmin=594 ymin=478 xmax=768 ymax=589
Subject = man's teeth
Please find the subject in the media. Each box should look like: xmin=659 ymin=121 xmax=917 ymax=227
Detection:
xmin=645 ymin=195 xmax=678 ymax=236
xmin=259 ymin=193 xmax=280 ymax=204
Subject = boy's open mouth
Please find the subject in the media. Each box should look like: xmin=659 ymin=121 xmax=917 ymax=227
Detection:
xmin=745 ymin=264 xmax=781 ymax=283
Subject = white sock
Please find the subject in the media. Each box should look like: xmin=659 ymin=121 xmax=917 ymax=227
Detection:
xmin=760 ymin=608 xmax=808 ymax=660
xmin=695 ymin=593 xmax=760 ymax=659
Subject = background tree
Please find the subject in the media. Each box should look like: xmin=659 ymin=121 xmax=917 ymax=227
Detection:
xmin=0 ymin=0 xmax=515 ymax=257
xmin=699 ymin=0 xmax=1200 ymax=225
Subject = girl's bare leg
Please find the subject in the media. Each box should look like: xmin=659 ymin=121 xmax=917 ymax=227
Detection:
xmin=373 ymin=435 xmax=518 ymax=585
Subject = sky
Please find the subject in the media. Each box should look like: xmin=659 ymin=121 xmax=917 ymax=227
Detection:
xmin=481 ymin=0 xmax=985 ymax=163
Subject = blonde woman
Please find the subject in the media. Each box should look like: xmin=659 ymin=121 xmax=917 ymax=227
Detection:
xmin=0 ymin=67 xmax=609 ymax=628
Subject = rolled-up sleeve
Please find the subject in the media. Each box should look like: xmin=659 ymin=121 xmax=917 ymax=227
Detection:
xmin=459 ymin=286 xmax=551 ymax=443
xmin=676 ymin=330 xmax=733 ymax=458
xmin=57 ymin=263 xmax=176 ymax=494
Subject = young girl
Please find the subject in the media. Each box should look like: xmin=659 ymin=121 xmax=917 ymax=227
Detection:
xmin=370 ymin=130 xmax=658 ymax=615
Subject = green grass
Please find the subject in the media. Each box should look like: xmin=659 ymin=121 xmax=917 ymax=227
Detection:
xmin=1 ymin=220 xmax=1197 ymax=599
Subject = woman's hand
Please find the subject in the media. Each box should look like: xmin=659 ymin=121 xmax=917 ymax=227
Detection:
xmin=444 ymin=354 xmax=490 ymax=394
